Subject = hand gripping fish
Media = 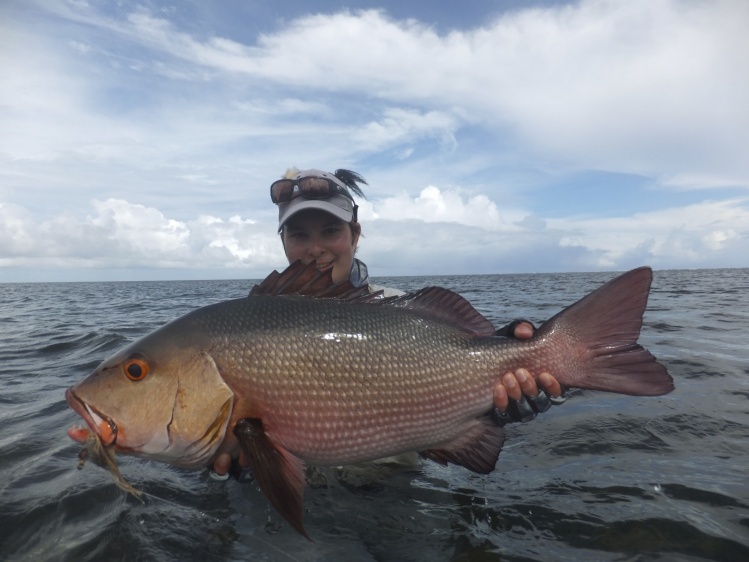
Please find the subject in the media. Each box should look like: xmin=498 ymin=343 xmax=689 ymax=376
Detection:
xmin=66 ymin=262 xmax=673 ymax=538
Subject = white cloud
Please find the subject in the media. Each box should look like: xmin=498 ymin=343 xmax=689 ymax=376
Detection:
xmin=363 ymin=186 xmax=507 ymax=231
xmin=548 ymin=198 xmax=749 ymax=268
xmin=88 ymin=199 xmax=191 ymax=261
xmin=92 ymin=0 xmax=749 ymax=187
xmin=232 ymin=98 xmax=329 ymax=117
xmin=2 ymin=192 xmax=745 ymax=280
xmin=351 ymin=108 xmax=459 ymax=153
xmin=0 ymin=199 xmax=285 ymax=273
xmin=4 ymin=1 xmax=747 ymax=188
xmin=1 ymin=0 xmax=747 ymax=280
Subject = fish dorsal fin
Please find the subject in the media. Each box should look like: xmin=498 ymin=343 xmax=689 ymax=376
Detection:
xmin=250 ymin=262 xmax=495 ymax=334
xmin=420 ymin=416 xmax=505 ymax=474
xmin=249 ymin=260 xmax=371 ymax=300
xmin=381 ymin=287 xmax=496 ymax=336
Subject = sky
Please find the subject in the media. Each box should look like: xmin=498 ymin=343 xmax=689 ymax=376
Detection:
xmin=1 ymin=0 xmax=747 ymax=282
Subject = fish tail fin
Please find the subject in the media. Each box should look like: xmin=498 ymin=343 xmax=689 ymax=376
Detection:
xmin=535 ymin=266 xmax=673 ymax=396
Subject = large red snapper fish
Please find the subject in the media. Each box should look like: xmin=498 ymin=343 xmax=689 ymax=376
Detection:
xmin=66 ymin=262 xmax=673 ymax=538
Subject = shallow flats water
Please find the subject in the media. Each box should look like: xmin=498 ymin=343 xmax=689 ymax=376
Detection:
xmin=0 ymin=269 xmax=747 ymax=561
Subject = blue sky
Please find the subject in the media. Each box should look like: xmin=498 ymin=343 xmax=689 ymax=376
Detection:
xmin=1 ymin=0 xmax=747 ymax=282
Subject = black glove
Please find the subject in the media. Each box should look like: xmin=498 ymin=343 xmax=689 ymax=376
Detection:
xmin=492 ymin=388 xmax=553 ymax=426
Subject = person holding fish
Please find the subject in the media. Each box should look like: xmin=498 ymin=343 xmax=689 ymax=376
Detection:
xmin=211 ymin=167 xmax=564 ymax=479
xmin=67 ymin=187 xmax=672 ymax=537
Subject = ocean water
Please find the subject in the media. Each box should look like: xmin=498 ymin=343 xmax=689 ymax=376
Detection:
xmin=0 ymin=268 xmax=747 ymax=561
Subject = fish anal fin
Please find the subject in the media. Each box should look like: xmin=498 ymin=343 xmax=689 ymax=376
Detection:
xmin=233 ymin=418 xmax=311 ymax=540
xmin=420 ymin=417 xmax=506 ymax=475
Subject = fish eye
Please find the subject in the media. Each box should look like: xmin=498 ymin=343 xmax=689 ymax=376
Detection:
xmin=123 ymin=355 xmax=150 ymax=381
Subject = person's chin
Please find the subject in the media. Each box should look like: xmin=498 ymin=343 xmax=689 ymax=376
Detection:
xmin=329 ymin=264 xmax=349 ymax=284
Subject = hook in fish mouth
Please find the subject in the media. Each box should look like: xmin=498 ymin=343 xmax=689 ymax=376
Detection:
xmin=65 ymin=387 xmax=118 ymax=447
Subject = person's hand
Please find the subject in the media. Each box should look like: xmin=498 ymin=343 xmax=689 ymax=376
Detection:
xmin=492 ymin=321 xmax=563 ymax=418
xmin=211 ymin=452 xmax=233 ymax=478
xmin=211 ymin=450 xmax=253 ymax=479
xmin=493 ymin=369 xmax=562 ymax=413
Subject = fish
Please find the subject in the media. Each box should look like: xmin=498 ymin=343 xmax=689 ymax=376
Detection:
xmin=66 ymin=261 xmax=673 ymax=538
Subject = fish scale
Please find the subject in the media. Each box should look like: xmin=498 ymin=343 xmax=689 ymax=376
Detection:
xmin=200 ymin=295 xmax=498 ymax=464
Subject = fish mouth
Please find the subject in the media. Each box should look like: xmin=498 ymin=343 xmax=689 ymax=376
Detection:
xmin=65 ymin=387 xmax=118 ymax=447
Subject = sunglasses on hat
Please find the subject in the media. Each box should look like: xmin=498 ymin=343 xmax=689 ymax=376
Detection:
xmin=270 ymin=176 xmax=354 ymax=204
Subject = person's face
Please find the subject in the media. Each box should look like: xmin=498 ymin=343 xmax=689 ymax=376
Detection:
xmin=281 ymin=210 xmax=360 ymax=284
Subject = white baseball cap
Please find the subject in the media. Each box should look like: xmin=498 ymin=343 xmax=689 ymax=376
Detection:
xmin=276 ymin=168 xmax=357 ymax=229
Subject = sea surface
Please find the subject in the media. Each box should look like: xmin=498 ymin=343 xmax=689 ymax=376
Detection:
xmin=1 ymin=268 xmax=747 ymax=561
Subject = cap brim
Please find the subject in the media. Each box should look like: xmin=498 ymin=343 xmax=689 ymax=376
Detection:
xmin=278 ymin=195 xmax=354 ymax=229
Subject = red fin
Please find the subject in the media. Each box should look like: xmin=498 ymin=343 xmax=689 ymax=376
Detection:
xmin=233 ymin=418 xmax=311 ymax=540
xmin=537 ymin=266 xmax=674 ymax=396
xmin=249 ymin=260 xmax=371 ymax=300
xmin=250 ymin=262 xmax=493 ymax=334
xmin=381 ymin=287 xmax=496 ymax=336
xmin=420 ymin=417 xmax=506 ymax=474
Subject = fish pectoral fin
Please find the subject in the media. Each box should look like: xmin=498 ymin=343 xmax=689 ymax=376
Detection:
xmin=233 ymin=418 xmax=310 ymax=540
xmin=420 ymin=417 xmax=505 ymax=475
